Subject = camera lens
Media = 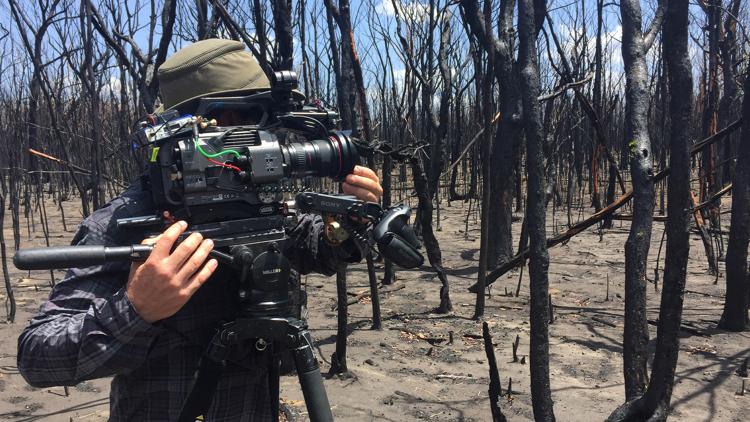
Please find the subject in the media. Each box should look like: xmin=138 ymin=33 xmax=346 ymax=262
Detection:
xmin=282 ymin=132 xmax=359 ymax=180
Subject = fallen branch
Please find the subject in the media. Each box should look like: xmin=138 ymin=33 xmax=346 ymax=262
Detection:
xmin=435 ymin=373 xmax=473 ymax=381
xmin=693 ymin=183 xmax=732 ymax=213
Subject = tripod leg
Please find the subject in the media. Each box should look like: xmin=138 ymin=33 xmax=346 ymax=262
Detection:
xmin=268 ymin=346 xmax=280 ymax=422
xmin=293 ymin=331 xmax=333 ymax=422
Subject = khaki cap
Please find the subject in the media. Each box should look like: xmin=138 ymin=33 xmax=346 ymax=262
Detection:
xmin=157 ymin=39 xmax=270 ymax=111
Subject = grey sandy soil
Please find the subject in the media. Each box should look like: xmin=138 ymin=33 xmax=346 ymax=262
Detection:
xmin=1 ymin=196 xmax=747 ymax=421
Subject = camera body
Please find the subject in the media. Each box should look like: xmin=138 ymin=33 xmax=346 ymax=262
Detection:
xmin=136 ymin=81 xmax=357 ymax=225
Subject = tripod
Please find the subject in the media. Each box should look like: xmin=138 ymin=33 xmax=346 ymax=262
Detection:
xmin=176 ymin=244 xmax=333 ymax=422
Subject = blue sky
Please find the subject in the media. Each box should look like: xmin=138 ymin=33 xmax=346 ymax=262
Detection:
xmin=0 ymin=1 xmax=739 ymax=98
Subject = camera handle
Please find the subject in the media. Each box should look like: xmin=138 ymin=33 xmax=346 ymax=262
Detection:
xmin=295 ymin=192 xmax=424 ymax=269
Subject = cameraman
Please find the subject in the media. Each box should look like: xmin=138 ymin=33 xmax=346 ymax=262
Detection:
xmin=17 ymin=39 xmax=382 ymax=420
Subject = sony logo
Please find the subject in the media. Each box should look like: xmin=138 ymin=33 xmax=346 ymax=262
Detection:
xmin=320 ymin=201 xmax=340 ymax=209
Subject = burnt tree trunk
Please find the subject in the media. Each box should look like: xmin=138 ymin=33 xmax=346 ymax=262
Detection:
xmin=642 ymin=0 xmax=693 ymax=413
xmin=620 ymin=0 xmax=655 ymax=400
xmin=0 ymin=193 xmax=15 ymax=323
xmin=410 ymin=156 xmax=452 ymax=313
xmin=718 ymin=59 xmax=750 ymax=331
xmin=460 ymin=0 xmax=518 ymax=268
xmin=518 ymin=0 xmax=555 ymax=420
xmin=608 ymin=1 xmax=693 ymax=418
xmin=326 ymin=0 xmax=383 ymax=326
xmin=82 ymin=0 xmax=104 ymax=210
xmin=474 ymin=0 xmax=494 ymax=319
xmin=329 ymin=268 xmax=349 ymax=375
xmin=482 ymin=322 xmax=507 ymax=422
xmin=271 ymin=0 xmax=293 ymax=70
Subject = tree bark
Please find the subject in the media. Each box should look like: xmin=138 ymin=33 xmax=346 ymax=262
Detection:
xmin=518 ymin=0 xmax=555 ymax=419
xmin=643 ymin=0 xmax=693 ymax=411
xmin=0 ymin=193 xmax=15 ymax=323
xmin=272 ymin=0 xmax=293 ymax=69
xmin=608 ymin=1 xmax=693 ymax=418
xmin=410 ymin=156 xmax=452 ymax=313
xmin=718 ymin=59 xmax=750 ymax=331
xmin=620 ymin=0 xmax=654 ymax=400
xmin=329 ymin=268 xmax=349 ymax=375
xmin=459 ymin=0 xmax=517 ymax=270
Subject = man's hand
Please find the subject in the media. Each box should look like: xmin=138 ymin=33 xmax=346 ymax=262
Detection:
xmin=126 ymin=221 xmax=218 ymax=323
xmin=342 ymin=165 xmax=383 ymax=203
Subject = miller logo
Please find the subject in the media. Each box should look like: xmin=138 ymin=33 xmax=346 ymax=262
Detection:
xmin=262 ymin=268 xmax=282 ymax=275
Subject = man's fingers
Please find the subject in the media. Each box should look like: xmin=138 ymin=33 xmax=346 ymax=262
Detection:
xmin=167 ymin=231 xmax=205 ymax=268
xmin=184 ymin=258 xmax=218 ymax=295
xmin=141 ymin=234 xmax=161 ymax=246
xmin=352 ymin=165 xmax=379 ymax=183
xmin=177 ymin=239 xmax=214 ymax=281
xmin=344 ymin=174 xmax=383 ymax=200
xmin=342 ymin=182 xmax=379 ymax=203
xmin=151 ymin=221 xmax=188 ymax=257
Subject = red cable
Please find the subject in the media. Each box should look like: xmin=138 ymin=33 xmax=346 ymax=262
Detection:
xmin=207 ymin=157 xmax=241 ymax=172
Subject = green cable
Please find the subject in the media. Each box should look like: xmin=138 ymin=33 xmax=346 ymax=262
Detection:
xmin=194 ymin=138 xmax=241 ymax=159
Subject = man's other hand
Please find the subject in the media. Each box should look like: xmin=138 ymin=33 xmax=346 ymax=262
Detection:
xmin=342 ymin=165 xmax=383 ymax=203
xmin=126 ymin=221 xmax=218 ymax=323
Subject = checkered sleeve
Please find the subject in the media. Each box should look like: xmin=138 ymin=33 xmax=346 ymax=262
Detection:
xmin=17 ymin=275 xmax=163 ymax=387
xmin=17 ymin=190 xmax=164 ymax=388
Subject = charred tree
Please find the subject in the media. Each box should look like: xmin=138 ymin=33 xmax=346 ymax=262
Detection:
xmin=641 ymin=0 xmax=694 ymax=413
xmin=329 ymin=267 xmax=350 ymax=376
xmin=410 ymin=155 xmax=452 ymax=313
xmin=325 ymin=0 xmax=384 ymax=324
xmin=718 ymin=58 xmax=750 ymax=331
xmin=482 ymin=322 xmax=507 ymax=422
xmin=1 ymin=192 xmax=15 ymax=323
xmin=271 ymin=0 xmax=293 ymax=70
xmin=459 ymin=0 xmax=518 ymax=270
xmin=474 ymin=0 xmax=494 ymax=320
xmin=619 ymin=0 xmax=664 ymax=400
xmin=518 ymin=0 xmax=555 ymax=420
xmin=81 ymin=0 xmax=104 ymax=210
xmin=608 ymin=0 xmax=693 ymax=418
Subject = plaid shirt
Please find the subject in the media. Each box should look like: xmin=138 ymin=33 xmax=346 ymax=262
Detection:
xmin=17 ymin=183 xmax=359 ymax=421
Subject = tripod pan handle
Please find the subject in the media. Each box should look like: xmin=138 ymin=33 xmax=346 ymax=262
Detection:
xmin=13 ymin=245 xmax=153 ymax=270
